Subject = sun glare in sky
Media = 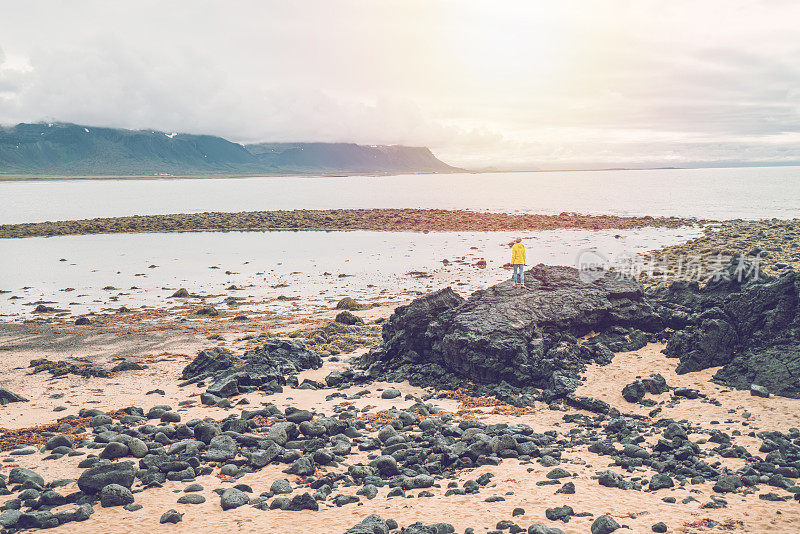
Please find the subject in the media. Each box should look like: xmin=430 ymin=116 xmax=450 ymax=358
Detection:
xmin=1 ymin=0 xmax=799 ymax=168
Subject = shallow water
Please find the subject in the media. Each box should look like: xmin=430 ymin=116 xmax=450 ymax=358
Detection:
xmin=2 ymin=167 xmax=800 ymax=224
xmin=0 ymin=226 xmax=701 ymax=319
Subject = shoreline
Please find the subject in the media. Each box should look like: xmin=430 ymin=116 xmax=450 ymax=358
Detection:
xmin=0 ymin=209 xmax=700 ymax=239
xmin=0 ymin=170 xmax=466 ymax=182
xmin=3 ymin=163 xmax=800 ymax=181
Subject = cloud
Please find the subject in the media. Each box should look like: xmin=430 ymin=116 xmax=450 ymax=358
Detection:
xmin=1 ymin=0 xmax=800 ymax=168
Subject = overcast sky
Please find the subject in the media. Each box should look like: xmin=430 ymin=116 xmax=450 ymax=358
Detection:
xmin=1 ymin=0 xmax=799 ymax=168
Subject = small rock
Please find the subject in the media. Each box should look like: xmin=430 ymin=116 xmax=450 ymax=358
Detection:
xmin=336 ymin=297 xmax=362 ymax=310
xmin=220 ymin=488 xmax=249 ymax=510
xmin=649 ymin=473 xmax=675 ymax=491
xmin=546 ymin=468 xmax=571 ymax=479
xmin=270 ymin=479 xmax=292 ymax=495
xmin=555 ymin=481 xmax=575 ymax=494
xmin=545 ymin=505 xmax=574 ymax=523
xmin=0 ymin=388 xmax=28 ymax=404
xmin=288 ymin=492 xmax=319 ymax=511
xmin=99 ymin=442 xmax=129 ymax=460
xmin=111 ymin=359 xmax=144 ymax=372
xmin=45 ymin=435 xmax=73 ymax=450
xmin=177 ymin=494 xmax=206 ymax=505
xmin=713 ymin=475 xmax=742 ymax=493
xmin=381 ymin=388 xmax=401 ymax=400
xmin=160 ymin=509 xmax=183 ymax=524
xmin=9 ymin=467 xmax=44 ymax=487
xmin=100 ymin=484 xmax=135 ymax=507
xmin=77 ymin=462 xmax=136 ymax=494
xmin=591 ymin=514 xmax=621 ymax=534
xmin=127 ymin=437 xmax=149 ymax=458
xmin=335 ymin=310 xmax=363 ymax=325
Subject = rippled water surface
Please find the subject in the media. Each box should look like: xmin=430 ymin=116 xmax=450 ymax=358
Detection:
xmin=2 ymin=166 xmax=800 ymax=224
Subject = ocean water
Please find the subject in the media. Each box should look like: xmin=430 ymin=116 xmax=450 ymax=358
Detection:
xmin=1 ymin=166 xmax=799 ymax=225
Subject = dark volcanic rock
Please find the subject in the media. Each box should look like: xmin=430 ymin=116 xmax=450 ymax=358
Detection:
xmin=357 ymin=265 xmax=660 ymax=391
xmin=0 ymin=388 xmax=28 ymax=404
xmin=591 ymin=514 xmax=621 ymax=534
xmin=177 ymin=494 xmax=206 ymax=504
xmin=181 ymin=347 xmax=235 ymax=382
xmin=335 ymin=310 xmax=363 ymax=325
xmin=287 ymin=492 xmax=319 ymax=511
xmin=160 ymin=509 xmax=183 ymax=524
xmin=657 ymin=261 xmax=800 ymax=397
xmin=713 ymin=474 xmax=742 ymax=493
xmin=111 ymin=359 xmax=145 ymax=372
xmin=77 ymin=462 xmax=136 ymax=494
xmin=220 ymin=488 xmax=249 ymax=510
xmin=545 ymin=505 xmax=574 ymax=523
xmin=9 ymin=467 xmax=44 ymax=486
xmin=528 ymin=524 xmax=566 ymax=534
xmin=622 ymin=381 xmax=646 ymax=403
xmin=183 ymin=340 xmax=322 ymax=398
xmin=100 ymin=484 xmax=135 ymax=507
xmin=0 ymin=510 xmax=23 ymax=529
xmin=16 ymin=511 xmax=59 ymax=530
xmin=648 ymin=473 xmax=675 ymax=491
xmin=346 ymin=514 xmax=389 ymax=534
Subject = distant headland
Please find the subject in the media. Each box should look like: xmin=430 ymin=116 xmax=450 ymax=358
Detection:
xmin=0 ymin=122 xmax=461 ymax=176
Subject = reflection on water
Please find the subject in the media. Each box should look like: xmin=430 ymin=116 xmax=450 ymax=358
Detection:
xmin=2 ymin=166 xmax=800 ymax=224
xmin=0 ymin=227 xmax=702 ymax=320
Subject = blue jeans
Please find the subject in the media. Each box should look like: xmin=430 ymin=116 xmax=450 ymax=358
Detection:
xmin=512 ymin=264 xmax=524 ymax=284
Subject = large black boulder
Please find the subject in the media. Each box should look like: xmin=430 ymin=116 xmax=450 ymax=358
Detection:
xmin=351 ymin=259 xmax=800 ymax=400
xmin=656 ymin=261 xmax=800 ymax=397
xmin=358 ymin=265 xmax=660 ymax=391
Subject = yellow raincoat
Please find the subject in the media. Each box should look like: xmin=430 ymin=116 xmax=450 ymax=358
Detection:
xmin=511 ymin=242 xmax=526 ymax=265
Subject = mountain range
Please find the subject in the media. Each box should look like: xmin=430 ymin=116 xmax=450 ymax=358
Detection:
xmin=0 ymin=122 xmax=459 ymax=176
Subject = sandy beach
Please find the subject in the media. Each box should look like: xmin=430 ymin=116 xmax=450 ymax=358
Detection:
xmin=2 ymin=237 xmax=800 ymax=533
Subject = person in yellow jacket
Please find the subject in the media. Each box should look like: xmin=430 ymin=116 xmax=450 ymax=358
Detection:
xmin=511 ymin=237 xmax=526 ymax=285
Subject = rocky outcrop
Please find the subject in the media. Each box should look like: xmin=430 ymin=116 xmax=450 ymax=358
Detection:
xmin=356 ymin=265 xmax=661 ymax=398
xmin=351 ymin=259 xmax=800 ymax=399
xmin=181 ymin=340 xmax=322 ymax=401
xmin=655 ymin=260 xmax=800 ymax=397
